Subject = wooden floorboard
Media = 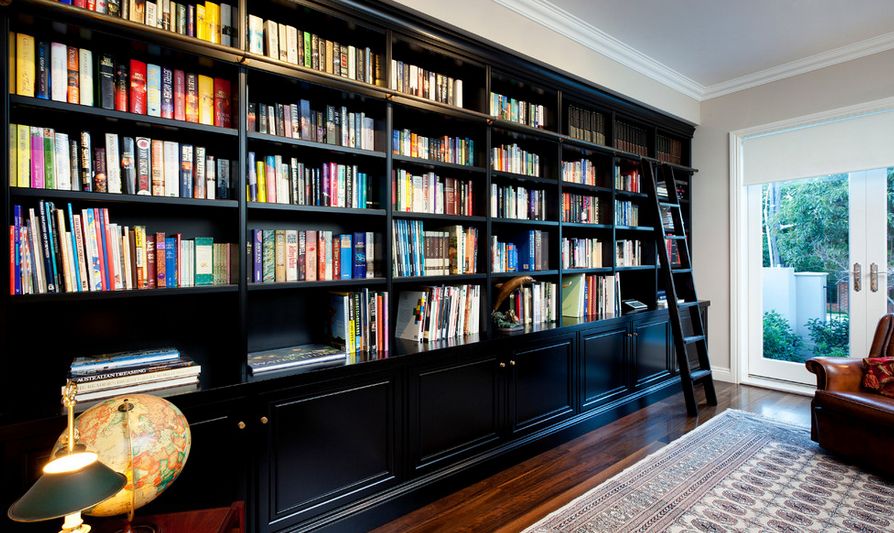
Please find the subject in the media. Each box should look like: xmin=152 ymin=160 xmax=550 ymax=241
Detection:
xmin=373 ymin=383 xmax=811 ymax=533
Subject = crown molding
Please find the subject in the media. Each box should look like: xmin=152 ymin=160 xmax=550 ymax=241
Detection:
xmin=492 ymin=0 xmax=704 ymax=100
xmin=495 ymin=0 xmax=894 ymax=102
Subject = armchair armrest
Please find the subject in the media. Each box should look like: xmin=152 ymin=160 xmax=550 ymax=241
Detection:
xmin=805 ymin=357 xmax=864 ymax=392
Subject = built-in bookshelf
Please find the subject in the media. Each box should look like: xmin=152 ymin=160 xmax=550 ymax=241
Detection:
xmin=0 ymin=0 xmax=695 ymax=422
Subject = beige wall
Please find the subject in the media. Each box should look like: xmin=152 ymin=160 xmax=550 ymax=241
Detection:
xmin=693 ymin=48 xmax=894 ymax=375
xmin=391 ymin=0 xmax=701 ymax=124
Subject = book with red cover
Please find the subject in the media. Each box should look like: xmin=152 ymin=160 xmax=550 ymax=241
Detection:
xmin=156 ymin=231 xmax=166 ymax=288
xmin=129 ymin=59 xmax=147 ymax=115
xmin=93 ymin=208 xmax=107 ymax=291
xmin=213 ymin=78 xmax=231 ymax=128
xmin=115 ymin=60 xmax=128 ymax=112
xmin=146 ymin=234 xmax=157 ymax=289
xmin=173 ymin=69 xmax=186 ymax=121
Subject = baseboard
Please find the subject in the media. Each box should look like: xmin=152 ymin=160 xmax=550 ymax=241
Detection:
xmin=711 ymin=367 xmax=735 ymax=383
xmin=741 ymin=375 xmax=815 ymax=396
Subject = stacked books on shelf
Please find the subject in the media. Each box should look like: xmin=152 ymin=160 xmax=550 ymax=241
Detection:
xmin=657 ymin=135 xmax=683 ymax=165
xmin=615 ymin=165 xmax=641 ymax=192
xmin=656 ymin=178 xmax=687 ymax=201
xmin=614 ymin=200 xmax=639 ymax=226
xmin=392 ymin=129 xmax=476 ymax=166
xmin=249 ymin=229 xmax=380 ymax=283
xmin=395 ymin=285 xmax=480 ymax=342
xmin=392 ymin=220 xmax=478 ymax=277
xmin=561 ymin=157 xmax=598 ymax=186
xmin=615 ymin=121 xmax=648 ymax=156
xmin=491 ymin=230 xmax=549 ymax=272
xmin=390 ymin=60 xmax=463 ymax=108
xmin=248 ymin=99 xmax=376 ymax=151
xmin=10 ymin=203 xmax=234 ymax=295
xmin=503 ymin=280 xmax=557 ymax=326
xmin=660 ymin=206 xmax=675 ymax=230
xmin=57 ymin=1 xmax=238 ymax=46
xmin=11 ymin=124 xmax=232 ymax=199
xmin=562 ymin=193 xmax=600 ymax=224
xmin=616 ymin=239 xmax=642 ymax=266
xmin=665 ymin=238 xmax=683 ymax=266
xmin=567 ymin=105 xmax=606 ymax=145
xmin=392 ymin=170 xmax=474 ymax=215
xmin=247 ymin=344 xmax=346 ymax=376
xmin=491 ymin=184 xmax=547 ymax=220
xmin=491 ymin=144 xmax=540 ymax=176
xmin=328 ymin=289 xmax=389 ymax=359
xmin=11 ymin=33 xmax=233 ymax=127
xmin=68 ymin=347 xmax=201 ymax=402
xmin=246 ymin=155 xmax=372 ymax=208
xmin=561 ymin=273 xmax=619 ymax=318
xmin=489 ymin=92 xmax=546 ymax=128
xmin=562 ymin=237 xmax=603 ymax=269
xmin=247 ymin=15 xmax=381 ymax=85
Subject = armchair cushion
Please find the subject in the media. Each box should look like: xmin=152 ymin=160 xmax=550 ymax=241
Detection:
xmin=862 ymin=357 xmax=894 ymax=397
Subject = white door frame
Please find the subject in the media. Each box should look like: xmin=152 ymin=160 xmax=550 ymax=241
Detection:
xmin=729 ymin=97 xmax=894 ymax=396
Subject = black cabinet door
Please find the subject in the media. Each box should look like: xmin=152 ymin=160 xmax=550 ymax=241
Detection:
xmin=257 ymin=374 xmax=398 ymax=531
xmin=633 ymin=318 xmax=672 ymax=387
xmin=580 ymin=324 xmax=629 ymax=410
xmin=509 ymin=335 xmax=575 ymax=435
xmin=408 ymin=353 xmax=503 ymax=475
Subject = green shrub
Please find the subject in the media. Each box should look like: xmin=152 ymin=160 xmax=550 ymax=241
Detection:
xmin=763 ymin=311 xmax=803 ymax=362
xmin=805 ymin=317 xmax=849 ymax=358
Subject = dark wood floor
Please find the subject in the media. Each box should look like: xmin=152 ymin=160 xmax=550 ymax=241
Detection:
xmin=374 ymin=383 xmax=811 ymax=533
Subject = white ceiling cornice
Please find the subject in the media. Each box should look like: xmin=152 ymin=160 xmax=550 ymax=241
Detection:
xmin=495 ymin=0 xmax=894 ymax=102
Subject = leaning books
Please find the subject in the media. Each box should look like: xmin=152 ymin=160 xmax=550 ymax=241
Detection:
xmin=248 ymin=343 xmax=346 ymax=375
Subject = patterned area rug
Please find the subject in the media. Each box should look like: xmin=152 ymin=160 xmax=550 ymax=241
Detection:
xmin=523 ymin=409 xmax=894 ymax=532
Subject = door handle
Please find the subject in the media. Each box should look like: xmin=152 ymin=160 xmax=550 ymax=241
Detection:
xmin=871 ymin=263 xmax=879 ymax=292
xmin=854 ymin=262 xmax=862 ymax=292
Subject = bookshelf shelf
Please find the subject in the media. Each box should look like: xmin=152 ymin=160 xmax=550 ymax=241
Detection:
xmin=248 ymin=278 xmax=387 ymax=291
xmin=10 ymin=96 xmax=240 ymax=137
xmin=246 ymin=131 xmax=387 ymax=159
xmin=246 ymin=203 xmax=386 ymax=217
xmin=563 ymin=267 xmax=613 ymax=275
xmin=10 ymin=188 xmax=239 ymax=209
xmin=390 ymin=93 xmax=490 ymax=123
xmin=615 ymin=190 xmax=649 ymax=199
xmin=561 ymin=222 xmax=613 ymax=230
xmin=392 ymin=273 xmax=487 ymax=284
xmin=491 ymin=218 xmax=558 ymax=227
xmin=489 ymin=118 xmax=561 ymax=140
xmin=242 ymin=52 xmax=388 ymax=101
xmin=490 ymin=171 xmax=558 ymax=187
xmin=491 ymin=270 xmax=558 ymax=278
xmin=8 ymin=285 xmax=239 ymax=303
xmin=615 ymin=225 xmax=656 ymax=232
xmin=391 ymin=154 xmax=487 ymax=174
xmin=559 ymin=134 xmax=619 ymax=157
xmin=391 ymin=212 xmax=486 ymax=223
xmin=560 ymin=181 xmax=612 ymax=194
xmin=616 ymin=265 xmax=658 ymax=271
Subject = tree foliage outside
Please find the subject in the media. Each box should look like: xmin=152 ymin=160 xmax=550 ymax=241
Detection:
xmin=805 ymin=316 xmax=849 ymax=358
xmin=763 ymin=311 xmax=803 ymax=362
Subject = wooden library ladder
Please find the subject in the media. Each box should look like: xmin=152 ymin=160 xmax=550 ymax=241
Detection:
xmin=642 ymin=160 xmax=717 ymax=416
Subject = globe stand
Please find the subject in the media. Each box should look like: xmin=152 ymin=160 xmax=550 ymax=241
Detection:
xmin=113 ymin=400 xmax=156 ymax=533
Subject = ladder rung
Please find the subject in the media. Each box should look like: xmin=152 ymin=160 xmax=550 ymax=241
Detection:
xmin=659 ymin=201 xmax=680 ymax=208
xmin=671 ymin=268 xmax=692 ymax=273
xmin=690 ymin=369 xmax=712 ymax=382
xmin=665 ymin=235 xmax=686 ymax=241
xmin=683 ymin=335 xmax=705 ymax=345
xmin=675 ymin=301 xmax=699 ymax=309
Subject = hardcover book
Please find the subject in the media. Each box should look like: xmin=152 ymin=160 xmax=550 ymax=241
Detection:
xmin=146 ymin=63 xmax=161 ymax=117
xmin=129 ymin=59 xmax=147 ymax=114
xmin=78 ymin=49 xmax=94 ymax=106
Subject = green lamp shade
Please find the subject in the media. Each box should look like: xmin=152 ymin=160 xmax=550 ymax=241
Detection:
xmin=8 ymin=457 xmax=126 ymax=522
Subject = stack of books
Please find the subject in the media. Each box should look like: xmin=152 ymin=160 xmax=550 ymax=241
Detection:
xmin=249 ymin=229 xmax=380 ymax=283
xmin=395 ymin=284 xmax=481 ymax=342
xmin=562 ymin=192 xmax=600 ymax=224
xmin=616 ymin=239 xmax=643 ymax=266
xmin=491 ymin=143 xmax=541 ymax=176
xmin=614 ymin=200 xmax=639 ymax=226
xmin=615 ymin=165 xmax=641 ymax=192
xmin=567 ymin=105 xmax=606 ymax=145
xmin=489 ymin=92 xmax=546 ymax=128
xmin=392 ymin=220 xmax=478 ymax=277
xmin=504 ymin=280 xmax=557 ymax=325
xmin=491 ymin=230 xmax=549 ymax=273
xmin=390 ymin=60 xmax=464 ymax=107
xmin=68 ymin=348 xmax=201 ymax=402
xmin=561 ymin=158 xmax=599 ymax=186
xmin=490 ymin=184 xmax=547 ymax=220
xmin=392 ymin=170 xmax=474 ymax=216
xmin=246 ymin=155 xmax=372 ymax=207
xmin=247 ymin=344 xmax=346 ymax=376
xmin=562 ymin=237 xmax=604 ymax=269
xmin=561 ymin=273 xmax=619 ymax=318
xmin=392 ymin=129 xmax=475 ymax=166
xmin=248 ymin=99 xmax=376 ymax=150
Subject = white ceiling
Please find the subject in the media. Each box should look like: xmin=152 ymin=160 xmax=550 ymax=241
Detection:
xmin=496 ymin=0 xmax=894 ymax=100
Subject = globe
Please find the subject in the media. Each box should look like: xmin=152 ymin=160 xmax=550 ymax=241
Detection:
xmin=51 ymin=394 xmax=191 ymax=517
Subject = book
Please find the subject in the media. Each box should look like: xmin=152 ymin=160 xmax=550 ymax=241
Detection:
xmin=78 ymin=49 xmax=94 ymax=106
xmin=72 ymin=363 xmax=200 ymax=393
xmin=105 ymin=134 xmax=122 ymax=193
xmin=150 ymin=139 xmax=164 ymax=195
xmin=121 ymin=137 xmax=136 ymax=194
xmin=248 ymin=15 xmax=264 ymax=54
xmin=194 ymin=236 xmax=213 ymax=285
xmin=15 ymin=33 xmax=35 ymax=98
xmin=99 ymin=53 xmax=115 ymax=109
xmin=70 ymin=347 xmax=181 ymax=375
xmin=147 ymin=63 xmax=161 ymax=117
xmin=74 ymin=375 xmax=198 ymax=401
xmin=135 ymin=137 xmax=151 ymax=194
xmin=50 ymin=42 xmax=67 ymax=102
xmin=247 ymin=344 xmax=345 ymax=375
xmin=197 ymin=75 xmax=213 ymax=125
xmin=395 ymin=290 xmax=426 ymax=341
xmin=115 ymin=60 xmax=128 ymax=111
xmin=163 ymin=141 xmax=179 ymax=197
xmin=213 ymin=78 xmax=230 ymax=128
xmin=185 ymin=73 xmax=198 ymax=122
xmin=129 ymin=59 xmax=147 ymax=114
xmin=161 ymin=67 xmax=174 ymax=119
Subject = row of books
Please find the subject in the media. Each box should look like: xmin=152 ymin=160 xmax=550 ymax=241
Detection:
xmin=562 ymin=237 xmax=603 ymax=270
xmin=657 ymin=135 xmax=684 ymax=165
xmin=327 ymin=289 xmax=389 ymax=357
xmin=246 ymin=155 xmax=372 ymax=208
xmin=247 ymin=15 xmax=381 ymax=86
xmin=562 ymin=193 xmax=601 ymax=225
xmin=390 ymin=60 xmax=464 ymax=108
xmin=489 ymin=92 xmax=546 ymax=129
xmin=561 ymin=273 xmax=619 ymax=319
xmin=392 ymin=170 xmax=474 ymax=216
xmin=392 ymin=130 xmax=476 ymax=167
xmin=562 ymin=158 xmax=599 ymax=186
xmin=248 ymin=100 xmax=376 ymax=151
xmin=665 ymin=238 xmax=683 ymax=266
xmin=250 ymin=229 xmax=379 ymax=284
xmin=68 ymin=347 xmax=200 ymax=402
xmin=11 ymin=203 xmax=231 ymax=295
xmin=490 ymin=184 xmax=548 ymax=221
xmin=614 ymin=200 xmax=640 ymax=226
xmin=492 ymin=143 xmax=541 ymax=177
xmin=11 ymin=125 xmax=232 ymax=199
xmin=616 ymin=239 xmax=642 ymax=267
xmin=491 ymin=230 xmax=549 ymax=273
xmin=567 ymin=105 xmax=606 ymax=145
xmin=58 ymin=1 xmax=237 ymax=47
xmin=395 ymin=285 xmax=481 ymax=342
xmin=615 ymin=121 xmax=648 ymax=157
xmin=615 ymin=166 xmax=641 ymax=192
xmin=504 ymin=280 xmax=557 ymax=326
xmin=11 ymin=34 xmax=232 ymax=127
xmin=392 ymin=220 xmax=478 ymax=277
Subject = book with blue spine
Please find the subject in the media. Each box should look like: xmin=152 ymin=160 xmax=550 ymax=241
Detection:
xmin=340 ymin=234 xmax=352 ymax=279
xmin=13 ymin=205 xmax=22 ymax=295
xmin=353 ymin=232 xmax=366 ymax=278
xmin=165 ymin=237 xmax=178 ymax=287
xmin=66 ymin=203 xmax=82 ymax=291
xmin=252 ymin=229 xmax=263 ymax=282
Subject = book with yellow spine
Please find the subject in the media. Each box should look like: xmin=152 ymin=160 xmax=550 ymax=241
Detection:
xmin=15 ymin=33 xmax=35 ymax=97
xmin=197 ymin=74 xmax=214 ymax=125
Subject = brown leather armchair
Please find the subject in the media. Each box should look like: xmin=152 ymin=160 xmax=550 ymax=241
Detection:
xmin=806 ymin=314 xmax=894 ymax=477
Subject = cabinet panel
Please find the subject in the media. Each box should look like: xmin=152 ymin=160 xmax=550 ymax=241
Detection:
xmin=260 ymin=378 xmax=396 ymax=530
xmin=580 ymin=325 xmax=629 ymax=410
xmin=510 ymin=336 xmax=575 ymax=434
xmin=634 ymin=318 xmax=671 ymax=387
xmin=410 ymin=355 xmax=502 ymax=473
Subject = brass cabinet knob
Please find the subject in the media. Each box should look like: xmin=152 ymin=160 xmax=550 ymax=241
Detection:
xmin=509 ymin=360 xmax=516 ymax=366
xmin=260 ymin=416 xmax=269 ymax=425
xmin=237 ymin=421 xmax=247 ymax=430
xmin=499 ymin=362 xmax=506 ymax=368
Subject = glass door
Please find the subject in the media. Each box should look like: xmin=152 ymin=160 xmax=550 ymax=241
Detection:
xmin=746 ymin=169 xmax=889 ymax=385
